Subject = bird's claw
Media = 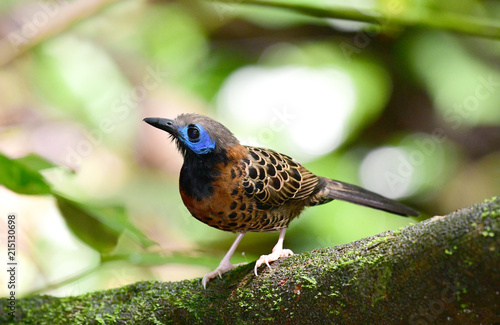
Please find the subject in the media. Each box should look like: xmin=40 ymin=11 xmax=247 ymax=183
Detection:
xmin=254 ymin=248 xmax=294 ymax=276
xmin=202 ymin=262 xmax=247 ymax=289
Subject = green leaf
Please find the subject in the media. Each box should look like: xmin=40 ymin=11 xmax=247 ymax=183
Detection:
xmin=83 ymin=205 xmax=156 ymax=249
xmin=55 ymin=195 xmax=121 ymax=254
xmin=0 ymin=152 xmax=52 ymax=195
xmin=15 ymin=153 xmax=59 ymax=172
xmin=55 ymin=194 xmax=155 ymax=254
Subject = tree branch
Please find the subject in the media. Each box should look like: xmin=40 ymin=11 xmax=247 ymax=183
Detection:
xmin=0 ymin=0 xmax=121 ymax=67
xmin=2 ymin=197 xmax=499 ymax=323
xmin=212 ymin=0 xmax=500 ymax=39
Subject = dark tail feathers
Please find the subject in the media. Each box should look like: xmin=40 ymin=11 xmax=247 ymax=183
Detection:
xmin=321 ymin=177 xmax=419 ymax=217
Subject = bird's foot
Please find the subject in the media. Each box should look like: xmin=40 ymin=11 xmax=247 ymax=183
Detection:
xmin=202 ymin=260 xmax=247 ymax=289
xmin=254 ymin=248 xmax=294 ymax=276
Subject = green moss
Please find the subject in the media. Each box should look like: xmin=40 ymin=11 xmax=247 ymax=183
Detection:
xmin=481 ymin=226 xmax=495 ymax=237
xmin=328 ymin=288 xmax=340 ymax=297
xmin=236 ymin=286 xmax=255 ymax=310
xmin=364 ymin=233 xmax=394 ymax=249
xmin=484 ymin=196 xmax=498 ymax=203
xmin=371 ymin=262 xmax=393 ymax=305
xmin=481 ymin=197 xmax=500 ymax=219
xmin=299 ymin=275 xmax=317 ymax=289
xmin=464 ymin=259 xmax=473 ymax=266
xmin=329 ymin=308 xmax=341 ymax=315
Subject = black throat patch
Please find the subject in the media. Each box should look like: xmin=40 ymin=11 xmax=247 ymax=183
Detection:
xmin=179 ymin=149 xmax=229 ymax=201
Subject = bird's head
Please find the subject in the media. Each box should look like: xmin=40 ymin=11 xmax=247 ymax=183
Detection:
xmin=143 ymin=113 xmax=240 ymax=157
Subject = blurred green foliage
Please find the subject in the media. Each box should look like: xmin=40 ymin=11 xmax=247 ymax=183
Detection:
xmin=0 ymin=0 xmax=499 ymax=297
xmin=0 ymin=153 xmax=52 ymax=195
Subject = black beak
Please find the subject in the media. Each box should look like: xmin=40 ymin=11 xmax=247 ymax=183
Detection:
xmin=143 ymin=117 xmax=177 ymax=136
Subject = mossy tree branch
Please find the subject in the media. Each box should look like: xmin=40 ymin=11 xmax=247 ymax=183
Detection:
xmin=2 ymin=197 xmax=499 ymax=324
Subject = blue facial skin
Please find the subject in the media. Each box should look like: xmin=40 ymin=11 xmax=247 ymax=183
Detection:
xmin=179 ymin=124 xmax=215 ymax=154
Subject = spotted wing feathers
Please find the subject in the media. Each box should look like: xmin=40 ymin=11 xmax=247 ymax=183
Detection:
xmin=241 ymin=146 xmax=319 ymax=208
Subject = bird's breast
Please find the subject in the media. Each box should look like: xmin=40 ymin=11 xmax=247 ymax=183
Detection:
xmin=179 ymin=157 xmax=249 ymax=232
xmin=179 ymin=156 xmax=295 ymax=233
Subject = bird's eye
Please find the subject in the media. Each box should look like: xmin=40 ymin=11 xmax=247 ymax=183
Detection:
xmin=187 ymin=124 xmax=200 ymax=141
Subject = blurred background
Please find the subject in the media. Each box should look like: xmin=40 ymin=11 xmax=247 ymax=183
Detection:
xmin=0 ymin=0 xmax=499 ymax=297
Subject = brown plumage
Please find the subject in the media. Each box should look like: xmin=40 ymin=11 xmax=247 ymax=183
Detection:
xmin=144 ymin=113 xmax=419 ymax=288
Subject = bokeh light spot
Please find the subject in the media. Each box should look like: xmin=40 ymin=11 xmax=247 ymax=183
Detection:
xmin=360 ymin=146 xmax=414 ymax=199
xmin=217 ymin=66 xmax=356 ymax=161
